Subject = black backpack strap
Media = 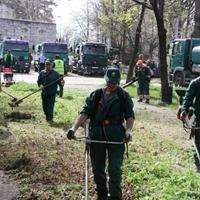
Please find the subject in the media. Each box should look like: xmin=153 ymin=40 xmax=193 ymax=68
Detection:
xmin=90 ymin=87 xmax=127 ymax=122
xmin=90 ymin=88 xmax=103 ymax=120
xmin=194 ymin=76 xmax=200 ymax=86
xmin=117 ymin=87 xmax=127 ymax=121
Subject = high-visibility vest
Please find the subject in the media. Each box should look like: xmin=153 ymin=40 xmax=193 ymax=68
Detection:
xmin=54 ymin=59 xmax=64 ymax=75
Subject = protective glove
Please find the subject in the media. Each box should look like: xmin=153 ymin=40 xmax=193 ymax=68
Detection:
xmin=146 ymin=75 xmax=151 ymax=82
xmin=124 ymin=129 xmax=132 ymax=143
xmin=188 ymin=107 xmax=194 ymax=119
xmin=180 ymin=111 xmax=187 ymax=122
xmin=40 ymin=85 xmax=44 ymax=90
xmin=177 ymin=106 xmax=182 ymax=120
xmin=60 ymin=80 xmax=65 ymax=86
xmin=67 ymin=125 xmax=77 ymax=140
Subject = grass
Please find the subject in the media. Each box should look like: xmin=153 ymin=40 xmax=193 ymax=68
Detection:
xmin=0 ymin=82 xmax=88 ymax=199
xmin=0 ymin=82 xmax=199 ymax=199
xmin=123 ymin=109 xmax=200 ymax=200
xmin=120 ymin=73 xmax=180 ymax=108
xmin=126 ymin=82 xmax=179 ymax=108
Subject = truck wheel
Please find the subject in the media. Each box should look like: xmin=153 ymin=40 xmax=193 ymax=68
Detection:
xmin=174 ymin=72 xmax=184 ymax=87
xmin=25 ymin=69 xmax=30 ymax=73
xmin=77 ymin=71 xmax=83 ymax=75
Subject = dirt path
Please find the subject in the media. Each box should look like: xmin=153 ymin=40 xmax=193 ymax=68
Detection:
xmin=134 ymin=100 xmax=192 ymax=150
xmin=0 ymin=171 xmax=18 ymax=200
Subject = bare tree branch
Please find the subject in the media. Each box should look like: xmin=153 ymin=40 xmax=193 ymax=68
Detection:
xmin=132 ymin=0 xmax=153 ymax=9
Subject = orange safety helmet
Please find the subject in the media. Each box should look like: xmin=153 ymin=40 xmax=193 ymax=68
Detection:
xmin=136 ymin=59 xmax=143 ymax=65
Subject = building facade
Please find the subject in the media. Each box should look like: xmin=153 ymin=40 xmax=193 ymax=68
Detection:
xmin=0 ymin=4 xmax=14 ymax=19
xmin=0 ymin=18 xmax=57 ymax=45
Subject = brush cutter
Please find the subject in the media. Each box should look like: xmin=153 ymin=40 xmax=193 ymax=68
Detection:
xmin=9 ymin=75 xmax=66 ymax=107
xmin=121 ymin=77 xmax=138 ymax=89
xmin=175 ymin=88 xmax=200 ymax=163
xmin=8 ymin=74 xmax=137 ymax=107
xmin=183 ymin=116 xmax=200 ymax=163
xmin=84 ymin=121 xmax=91 ymax=200
xmin=1 ymin=89 xmax=18 ymax=102
xmin=75 ymin=120 xmax=127 ymax=200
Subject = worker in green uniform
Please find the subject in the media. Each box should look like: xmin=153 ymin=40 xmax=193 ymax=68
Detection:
xmin=135 ymin=59 xmax=151 ymax=103
xmin=53 ymin=55 xmax=65 ymax=97
xmin=2 ymin=50 xmax=16 ymax=83
xmin=37 ymin=60 xmax=62 ymax=122
xmin=67 ymin=67 xmax=135 ymax=200
xmin=3 ymin=50 xmax=16 ymax=67
xmin=180 ymin=77 xmax=200 ymax=172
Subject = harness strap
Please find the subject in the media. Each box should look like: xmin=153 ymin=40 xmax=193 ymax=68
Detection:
xmin=90 ymin=87 xmax=126 ymax=121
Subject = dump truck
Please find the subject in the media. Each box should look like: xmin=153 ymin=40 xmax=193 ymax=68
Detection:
xmin=34 ymin=42 xmax=69 ymax=73
xmin=0 ymin=39 xmax=31 ymax=73
xmin=76 ymin=42 xmax=108 ymax=76
xmin=169 ymin=38 xmax=200 ymax=86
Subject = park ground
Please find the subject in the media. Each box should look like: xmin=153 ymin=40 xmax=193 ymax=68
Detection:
xmin=0 ymin=82 xmax=200 ymax=200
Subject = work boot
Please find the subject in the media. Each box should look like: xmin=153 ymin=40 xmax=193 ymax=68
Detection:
xmin=137 ymin=98 xmax=143 ymax=102
xmin=97 ymin=195 xmax=108 ymax=200
xmin=196 ymin=164 xmax=200 ymax=173
xmin=59 ymin=87 xmax=63 ymax=97
xmin=96 ymin=190 xmax=108 ymax=200
xmin=145 ymin=99 xmax=150 ymax=104
xmin=59 ymin=92 xmax=63 ymax=98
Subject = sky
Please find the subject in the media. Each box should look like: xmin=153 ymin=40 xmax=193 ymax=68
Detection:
xmin=53 ymin=0 xmax=87 ymax=37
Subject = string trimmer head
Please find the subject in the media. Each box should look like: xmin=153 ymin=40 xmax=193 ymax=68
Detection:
xmin=8 ymin=99 xmax=23 ymax=107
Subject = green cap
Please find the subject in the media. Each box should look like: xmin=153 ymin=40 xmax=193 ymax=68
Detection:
xmin=104 ymin=67 xmax=121 ymax=84
xmin=45 ymin=59 xmax=51 ymax=65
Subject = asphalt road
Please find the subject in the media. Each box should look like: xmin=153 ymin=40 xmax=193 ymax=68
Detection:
xmin=1 ymin=70 xmax=108 ymax=91
xmin=1 ymin=69 xmax=160 ymax=91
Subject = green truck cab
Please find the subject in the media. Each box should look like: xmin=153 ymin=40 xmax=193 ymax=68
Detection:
xmin=169 ymin=38 xmax=200 ymax=86
xmin=0 ymin=39 xmax=31 ymax=73
xmin=77 ymin=42 xmax=108 ymax=76
xmin=36 ymin=42 xmax=69 ymax=73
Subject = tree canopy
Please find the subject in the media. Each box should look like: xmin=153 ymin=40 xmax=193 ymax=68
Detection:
xmin=0 ymin=0 xmax=56 ymax=22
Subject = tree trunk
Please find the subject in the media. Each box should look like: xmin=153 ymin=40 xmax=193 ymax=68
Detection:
xmin=150 ymin=0 xmax=172 ymax=103
xmin=126 ymin=0 xmax=147 ymax=82
xmin=110 ymin=0 xmax=115 ymax=46
xmin=121 ymin=23 xmax=126 ymax=63
xmin=192 ymin=0 xmax=200 ymax=37
xmin=159 ymin=28 xmax=172 ymax=103
xmin=184 ymin=5 xmax=191 ymax=38
xmin=86 ymin=0 xmax=90 ymax=42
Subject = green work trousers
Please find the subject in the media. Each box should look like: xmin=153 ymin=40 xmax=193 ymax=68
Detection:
xmin=138 ymin=82 xmax=149 ymax=96
xmin=90 ymin=143 xmax=125 ymax=200
xmin=58 ymin=76 xmax=64 ymax=97
xmin=41 ymin=93 xmax=56 ymax=121
xmin=194 ymin=123 xmax=200 ymax=167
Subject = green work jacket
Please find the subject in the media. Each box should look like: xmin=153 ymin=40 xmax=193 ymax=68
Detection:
xmin=135 ymin=65 xmax=151 ymax=83
xmin=37 ymin=69 xmax=60 ymax=96
xmin=3 ymin=54 xmax=15 ymax=67
xmin=182 ymin=77 xmax=200 ymax=121
xmin=81 ymin=87 xmax=134 ymax=142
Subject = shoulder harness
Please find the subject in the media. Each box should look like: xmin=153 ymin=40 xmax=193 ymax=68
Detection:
xmin=90 ymin=87 xmax=127 ymax=121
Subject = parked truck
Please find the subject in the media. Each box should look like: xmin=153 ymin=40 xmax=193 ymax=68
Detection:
xmin=76 ymin=42 xmax=108 ymax=76
xmin=169 ymin=38 xmax=200 ymax=86
xmin=34 ymin=42 xmax=69 ymax=73
xmin=0 ymin=39 xmax=31 ymax=73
